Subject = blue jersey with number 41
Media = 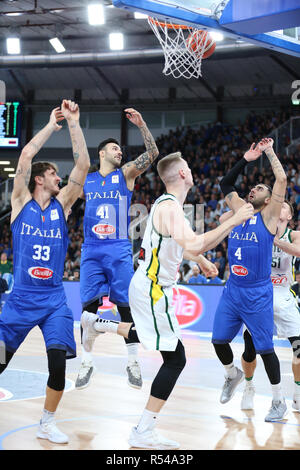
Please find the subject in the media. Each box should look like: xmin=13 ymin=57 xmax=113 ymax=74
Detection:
xmin=83 ymin=169 xmax=133 ymax=244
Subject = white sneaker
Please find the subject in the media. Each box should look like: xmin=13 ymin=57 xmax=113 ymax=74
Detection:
xmin=81 ymin=311 xmax=102 ymax=353
xmin=128 ymin=426 xmax=180 ymax=450
xmin=292 ymin=395 xmax=300 ymax=412
xmin=75 ymin=361 xmax=95 ymax=389
xmin=241 ymin=385 xmax=255 ymax=410
xmin=126 ymin=361 xmax=142 ymax=389
xmin=37 ymin=420 xmax=68 ymax=444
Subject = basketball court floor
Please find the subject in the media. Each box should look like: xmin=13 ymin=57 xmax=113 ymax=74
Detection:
xmin=0 ymin=324 xmax=299 ymax=451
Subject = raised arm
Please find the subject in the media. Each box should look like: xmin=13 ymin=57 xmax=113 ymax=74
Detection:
xmin=220 ymin=143 xmax=261 ymax=213
xmin=183 ymin=252 xmax=219 ymax=278
xmin=259 ymin=138 xmax=287 ymax=233
xmin=121 ymin=108 xmax=159 ymax=190
xmin=11 ymin=107 xmax=64 ymax=223
xmin=153 ymin=200 xmax=254 ymax=254
xmin=274 ymin=230 xmax=300 ymax=257
xmin=57 ymin=100 xmax=90 ymax=218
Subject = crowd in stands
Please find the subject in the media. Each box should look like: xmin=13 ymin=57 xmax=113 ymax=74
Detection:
xmin=0 ymin=108 xmax=299 ymax=285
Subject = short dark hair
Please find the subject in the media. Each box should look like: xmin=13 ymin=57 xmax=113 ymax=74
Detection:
xmin=28 ymin=161 xmax=58 ymax=193
xmin=97 ymin=138 xmax=120 ymax=155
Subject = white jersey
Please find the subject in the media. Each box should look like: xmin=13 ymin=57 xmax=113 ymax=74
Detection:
xmin=271 ymin=228 xmax=295 ymax=288
xmin=138 ymin=193 xmax=184 ymax=287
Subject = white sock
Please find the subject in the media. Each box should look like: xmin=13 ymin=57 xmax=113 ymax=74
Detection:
xmin=127 ymin=343 xmax=139 ymax=365
xmin=224 ymin=363 xmax=237 ymax=379
xmin=271 ymin=383 xmax=283 ymax=401
xmin=94 ymin=318 xmax=119 ymax=334
xmin=41 ymin=409 xmax=55 ymax=424
xmin=81 ymin=347 xmax=93 ymax=365
xmin=136 ymin=409 xmax=158 ymax=433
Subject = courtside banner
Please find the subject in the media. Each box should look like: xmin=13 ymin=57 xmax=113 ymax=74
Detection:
xmin=62 ymin=282 xmax=225 ymax=332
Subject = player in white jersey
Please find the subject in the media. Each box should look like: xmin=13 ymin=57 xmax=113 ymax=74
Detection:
xmin=81 ymin=152 xmax=254 ymax=449
xmin=241 ymin=200 xmax=300 ymax=411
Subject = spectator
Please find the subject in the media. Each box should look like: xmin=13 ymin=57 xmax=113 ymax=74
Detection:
xmin=0 ymin=252 xmax=13 ymax=276
xmin=188 ymin=265 xmax=207 ymax=285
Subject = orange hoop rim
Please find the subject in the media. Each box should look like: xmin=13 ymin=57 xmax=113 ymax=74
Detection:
xmin=148 ymin=16 xmax=193 ymax=30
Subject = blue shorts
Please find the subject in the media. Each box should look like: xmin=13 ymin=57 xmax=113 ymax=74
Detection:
xmin=0 ymin=287 xmax=76 ymax=358
xmin=212 ymin=279 xmax=274 ymax=354
xmin=80 ymin=240 xmax=134 ymax=308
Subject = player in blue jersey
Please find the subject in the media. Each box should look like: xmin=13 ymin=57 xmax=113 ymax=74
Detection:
xmin=211 ymin=137 xmax=288 ymax=422
xmin=75 ymin=108 xmax=159 ymax=390
xmin=0 ymin=100 xmax=90 ymax=444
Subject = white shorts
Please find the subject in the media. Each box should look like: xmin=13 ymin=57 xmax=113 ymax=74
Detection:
xmin=129 ymin=268 xmax=181 ymax=351
xmin=273 ymin=287 xmax=300 ymax=338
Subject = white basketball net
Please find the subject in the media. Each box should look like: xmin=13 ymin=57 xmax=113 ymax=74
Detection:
xmin=148 ymin=17 xmax=210 ymax=79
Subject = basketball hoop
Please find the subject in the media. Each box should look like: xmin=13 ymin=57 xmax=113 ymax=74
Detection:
xmin=148 ymin=17 xmax=215 ymax=79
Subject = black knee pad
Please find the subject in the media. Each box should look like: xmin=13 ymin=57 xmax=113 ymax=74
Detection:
xmin=161 ymin=341 xmax=187 ymax=372
xmin=213 ymin=343 xmax=233 ymax=365
xmin=242 ymin=330 xmax=257 ymax=363
xmin=151 ymin=341 xmax=186 ymax=401
xmin=260 ymin=351 xmax=280 ymax=385
xmin=288 ymin=336 xmax=300 ymax=359
xmin=117 ymin=306 xmax=133 ymax=323
xmin=47 ymin=349 xmax=66 ymax=391
xmin=82 ymin=299 xmax=99 ymax=314
xmin=127 ymin=324 xmax=140 ymax=343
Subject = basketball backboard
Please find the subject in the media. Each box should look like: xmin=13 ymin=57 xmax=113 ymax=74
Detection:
xmin=112 ymin=0 xmax=300 ymax=57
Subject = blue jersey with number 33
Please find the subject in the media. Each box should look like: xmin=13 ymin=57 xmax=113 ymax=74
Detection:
xmin=11 ymin=198 xmax=69 ymax=289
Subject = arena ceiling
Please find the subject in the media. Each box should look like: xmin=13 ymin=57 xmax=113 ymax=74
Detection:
xmin=0 ymin=0 xmax=300 ymax=107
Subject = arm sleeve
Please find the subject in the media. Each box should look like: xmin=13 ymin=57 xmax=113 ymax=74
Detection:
xmin=220 ymin=158 xmax=248 ymax=197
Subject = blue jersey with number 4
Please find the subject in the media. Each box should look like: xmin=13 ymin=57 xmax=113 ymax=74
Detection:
xmin=83 ymin=169 xmax=133 ymax=244
xmin=11 ymin=198 xmax=69 ymax=289
xmin=227 ymin=211 xmax=274 ymax=285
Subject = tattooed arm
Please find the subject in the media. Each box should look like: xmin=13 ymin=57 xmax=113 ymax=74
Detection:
xmin=57 ymin=100 xmax=90 ymax=218
xmin=11 ymin=107 xmax=64 ymax=223
xmin=121 ymin=108 xmax=159 ymax=190
xmin=259 ymin=138 xmax=287 ymax=234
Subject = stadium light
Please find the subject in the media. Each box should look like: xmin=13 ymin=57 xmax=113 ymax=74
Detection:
xmin=6 ymin=37 xmax=20 ymax=54
xmin=134 ymin=12 xmax=148 ymax=19
xmin=49 ymin=37 xmax=66 ymax=53
xmin=109 ymin=32 xmax=124 ymax=50
xmin=88 ymin=4 xmax=105 ymax=25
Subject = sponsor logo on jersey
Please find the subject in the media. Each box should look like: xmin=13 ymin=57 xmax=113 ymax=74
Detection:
xmin=112 ymin=175 xmax=119 ymax=184
xmin=28 ymin=266 xmax=53 ymax=279
xmin=172 ymin=285 xmax=203 ymax=328
xmin=271 ymin=275 xmax=288 ymax=285
xmin=249 ymin=216 xmax=257 ymax=225
xmin=92 ymin=224 xmax=116 ymax=236
xmin=231 ymin=265 xmax=248 ymax=276
xmin=50 ymin=209 xmax=59 ymax=221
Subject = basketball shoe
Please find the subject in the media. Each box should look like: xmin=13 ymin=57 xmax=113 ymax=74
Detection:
xmin=37 ymin=419 xmax=68 ymax=444
xmin=129 ymin=426 xmax=180 ymax=450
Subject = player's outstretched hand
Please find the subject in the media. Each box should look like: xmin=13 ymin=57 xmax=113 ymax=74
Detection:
xmin=201 ymin=259 xmax=219 ymax=278
xmin=124 ymin=108 xmax=145 ymax=128
xmin=257 ymin=137 xmax=274 ymax=153
xmin=233 ymin=203 xmax=254 ymax=225
xmin=244 ymin=142 xmax=262 ymax=162
xmin=61 ymin=99 xmax=80 ymax=121
xmin=49 ymin=107 xmax=64 ymax=131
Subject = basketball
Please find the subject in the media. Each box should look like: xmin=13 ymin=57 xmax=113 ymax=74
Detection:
xmin=186 ymin=30 xmax=216 ymax=59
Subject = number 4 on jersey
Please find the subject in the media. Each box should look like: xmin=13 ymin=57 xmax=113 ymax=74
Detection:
xmin=234 ymin=247 xmax=242 ymax=260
